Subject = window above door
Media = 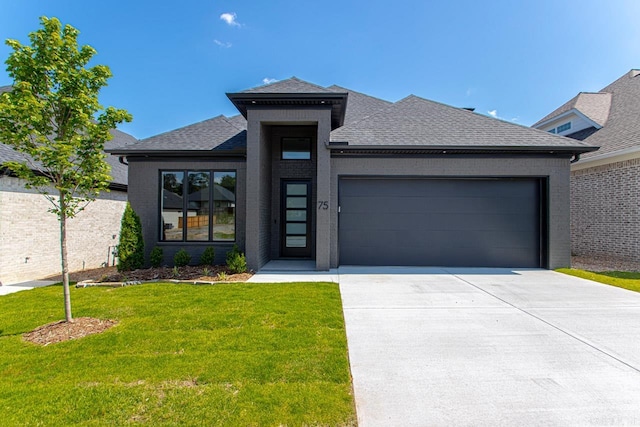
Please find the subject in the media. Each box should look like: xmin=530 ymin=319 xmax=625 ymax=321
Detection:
xmin=281 ymin=137 xmax=311 ymax=160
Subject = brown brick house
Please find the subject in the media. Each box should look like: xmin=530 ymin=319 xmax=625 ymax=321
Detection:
xmin=533 ymin=70 xmax=640 ymax=264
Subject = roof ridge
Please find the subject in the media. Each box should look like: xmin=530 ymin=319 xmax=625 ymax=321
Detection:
xmin=288 ymin=76 xmax=329 ymax=91
xmin=327 ymin=84 xmax=392 ymax=104
xmin=332 ymin=96 xmax=401 ymax=132
xmin=221 ymin=115 xmax=246 ymax=132
xmin=241 ymin=76 xmax=331 ymax=93
xmin=333 ymin=94 xmax=439 ymax=132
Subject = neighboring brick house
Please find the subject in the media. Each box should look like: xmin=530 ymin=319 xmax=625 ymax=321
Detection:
xmin=110 ymin=77 xmax=596 ymax=271
xmin=0 ymin=86 xmax=136 ymax=284
xmin=532 ymin=70 xmax=640 ymax=263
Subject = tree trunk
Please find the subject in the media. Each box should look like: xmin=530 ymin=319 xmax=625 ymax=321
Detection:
xmin=59 ymin=193 xmax=73 ymax=323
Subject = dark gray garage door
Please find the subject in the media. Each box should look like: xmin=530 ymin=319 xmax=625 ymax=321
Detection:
xmin=338 ymin=178 xmax=542 ymax=268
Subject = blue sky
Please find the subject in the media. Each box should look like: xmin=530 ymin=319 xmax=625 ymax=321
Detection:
xmin=1 ymin=0 xmax=639 ymax=139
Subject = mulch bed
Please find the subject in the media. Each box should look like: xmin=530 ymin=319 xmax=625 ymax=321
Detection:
xmin=45 ymin=265 xmax=253 ymax=283
xmin=23 ymin=317 xmax=118 ymax=346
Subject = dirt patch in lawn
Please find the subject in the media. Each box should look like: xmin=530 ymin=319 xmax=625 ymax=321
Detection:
xmin=44 ymin=265 xmax=253 ymax=283
xmin=23 ymin=317 xmax=118 ymax=345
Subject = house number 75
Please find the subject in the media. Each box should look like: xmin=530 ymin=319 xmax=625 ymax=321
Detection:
xmin=318 ymin=201 xmax=329 ymax=210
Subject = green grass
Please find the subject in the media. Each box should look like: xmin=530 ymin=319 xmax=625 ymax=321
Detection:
xmin=0 ymin=282 xmax=356 ymax=426
xmin=556 ymin=269 xmax=640 ymax=293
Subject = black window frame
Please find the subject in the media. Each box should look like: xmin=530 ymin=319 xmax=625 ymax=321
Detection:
xmin=159 ymin=169 xmax=236 ymax=243
xmin=281 ymin=137 xmax=312 ymax=160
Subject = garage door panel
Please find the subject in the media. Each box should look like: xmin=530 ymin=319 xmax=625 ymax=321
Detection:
xmin=339 ymin=178 xmax=541 ymax=268
xmin=342 ymin=195 xmax=535 ymax=215
xmin=341 ymin=212 xmax=537 ymax=233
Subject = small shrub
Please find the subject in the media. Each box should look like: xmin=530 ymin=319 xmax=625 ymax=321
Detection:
xmin=200 ymin=247 xmax=215 ymax=266
xmin=202 ymin=267 xmax=211 ymax=277
xmin=174 ymin=249 xmax=191 ymax=267
xmin=226 ymin=245 xmax=247 ymax=274
xmin=150 ymin=246 xmax=164 ymax=268
xmin=117 ymin=202 xmax=144 ymax=272
xmin=217 ymin=271 xmax=228 ymax=281
xmin=172 ymin=266 xmax=180 ymax=278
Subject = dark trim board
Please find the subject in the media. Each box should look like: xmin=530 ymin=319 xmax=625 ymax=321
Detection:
xmin=338 ymin=176 xmax=547 ymax=268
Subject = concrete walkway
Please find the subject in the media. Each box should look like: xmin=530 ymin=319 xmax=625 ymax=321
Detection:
xmin=339 ymin=267 xmax=640 ymax=426
xmin=0 ymin=280 xmax=56 ymax=296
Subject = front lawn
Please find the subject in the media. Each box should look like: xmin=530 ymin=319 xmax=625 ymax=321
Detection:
xmin=0 ymin=282 xmax=356 ymax=426
xmin=556 ymin=269 xmax=640 ymax=293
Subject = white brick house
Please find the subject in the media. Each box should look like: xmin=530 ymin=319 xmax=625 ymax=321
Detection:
xmin=0 ymin=85 xmax=135 ymax=284
xmin=533 ymin=70 xmax=640 ymax=264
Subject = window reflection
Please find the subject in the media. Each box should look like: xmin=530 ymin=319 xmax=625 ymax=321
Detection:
xmin=213 ymin=172 xmax=236 ymax=241
xmin=160 ymin=170 xmax=236 ymax=242
xmin=161 ymin=172 xmax=184 ymax=241
xmin=187 ymin=171 xmax=210 ymax=241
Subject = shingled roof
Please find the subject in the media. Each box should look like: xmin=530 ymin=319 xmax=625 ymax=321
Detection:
xmin=241 ymin=77 xmax=333 ymax=94
xmin=331 ymin=94 xmax=595 ymax=151
xmin=534 ymin=92 xmax=612 ymax=128
xmin=0 ymin=126 xmax=134 ymax=188
xmin=118 ymin=115 xmax=246 ymax=152
xmin=1 ymin=85 xmax=134 ymax=187
xmin=112 ymin=77 xmax=596 ymax=156
xmin=326 ymin=85 xmax=392 ymax=125
xmin=534 ymin=69 xmax=640 ymax=158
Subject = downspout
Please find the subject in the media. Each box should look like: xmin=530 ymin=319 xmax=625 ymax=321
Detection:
xmin=570 ymin=153 xmax=581 ymax=164
xmin=118 ymin=156 xmax=128 ymax=165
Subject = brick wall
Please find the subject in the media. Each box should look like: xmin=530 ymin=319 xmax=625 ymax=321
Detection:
xmin=571 ymin=158 xmax=640 ymax=261
xmin=0 ymin=175 xmax=127 ymax=285
xmin=244 ymin=106 xmax=332 ymax=270
xmin=126 ymin=157 xmax=247 ymax=267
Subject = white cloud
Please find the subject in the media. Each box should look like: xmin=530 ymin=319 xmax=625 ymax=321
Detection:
xmin=487 ymin=110 xmax=519 ymax=123
xmin=220 ymin=12 xmax=241 ymax=27
xmin=466 ymin=88 xmax=473 ymax=96
xmin=262 ymin=78 xmax=277 ymax=85
xmin=214 ymin=39 xmax=232 ymax=48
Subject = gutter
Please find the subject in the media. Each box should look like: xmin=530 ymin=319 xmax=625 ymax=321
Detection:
xmin=327 ymin=143 xmax=599 ymax=155
xmin=105 ymin=148 xmax=247 ymax=157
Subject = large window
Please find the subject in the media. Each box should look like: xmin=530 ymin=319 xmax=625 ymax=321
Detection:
xmin=161 ymin=170 xmax=236 ymax=242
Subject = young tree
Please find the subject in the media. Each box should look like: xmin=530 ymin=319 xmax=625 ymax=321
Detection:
xmin=117 ymin=202 xmax=144 ymax=272
xmin=0 ymin=17 xmax=132 ymax=322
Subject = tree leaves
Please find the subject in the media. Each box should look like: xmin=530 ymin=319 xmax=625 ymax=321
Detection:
xmin=0 ymin=16 xmax=132 ymax=321
xmin=0 ymin=16 xmax=132 ymax=219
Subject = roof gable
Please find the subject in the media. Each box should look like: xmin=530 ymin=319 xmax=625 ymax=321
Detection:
xmin=533 ymin=92 xmax=611 ymax=128
xmin=535 ymin=69 xmax=640 ymax=158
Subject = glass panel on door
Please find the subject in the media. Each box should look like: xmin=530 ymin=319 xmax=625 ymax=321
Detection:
xmin=282 ymin=181 xmax=311 ymax=257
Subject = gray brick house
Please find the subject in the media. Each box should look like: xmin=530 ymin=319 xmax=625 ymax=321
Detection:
xmin=532 ymin=70 xmax=640 ymax=264
xmin=0 ymin=85 xmax=135 ymax=284
xmin=110 ymin=78 xmax=596 ymax=271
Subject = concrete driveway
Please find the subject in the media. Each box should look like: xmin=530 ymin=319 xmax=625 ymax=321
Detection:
xmin=339 ymin=267 xmax=640 ymax=426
